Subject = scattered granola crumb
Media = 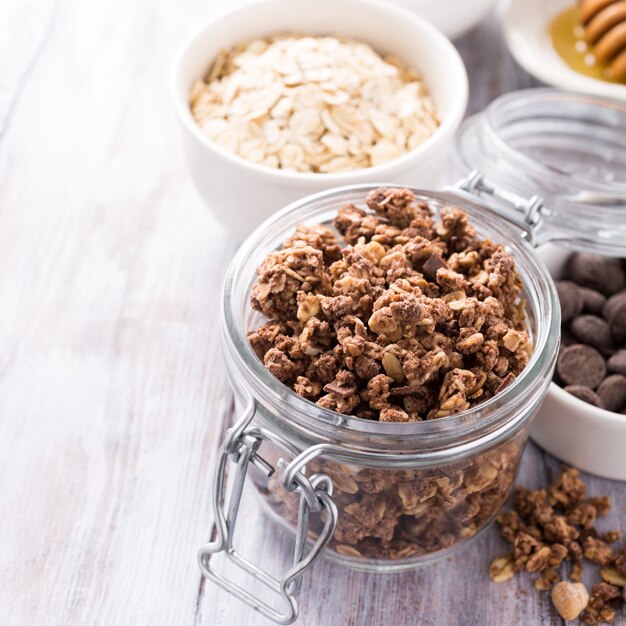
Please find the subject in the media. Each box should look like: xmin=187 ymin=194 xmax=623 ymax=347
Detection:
xmin=490 ymin=466 xmax=625 ymax=624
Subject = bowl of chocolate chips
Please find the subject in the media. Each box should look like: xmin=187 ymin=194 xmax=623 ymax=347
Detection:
xmin=532 ymin=249 xmax=626 ymax=481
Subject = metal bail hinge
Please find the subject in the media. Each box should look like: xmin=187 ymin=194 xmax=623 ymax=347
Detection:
xmin=455 ymin=171 xmax=546 ymax=246
xmin=198 ymin=397 xmax=338 ymax=625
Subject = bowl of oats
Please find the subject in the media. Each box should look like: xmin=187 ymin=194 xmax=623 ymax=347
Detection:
xmin=172 ymin=0 xmax=468 ymax=237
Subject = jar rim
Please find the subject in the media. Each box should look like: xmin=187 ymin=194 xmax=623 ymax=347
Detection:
xmin=222 ymin=183 xmax=560 ymax=455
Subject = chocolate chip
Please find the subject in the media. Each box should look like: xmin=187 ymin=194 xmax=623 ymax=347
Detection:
xmin=567 ymin=253 xmax=626 ymax=296
xmin=564 ymin=385 xmax=605 ymax=408
xmin=556 ymin=281 xmax=584 ymax=322
xmin=322 ymin=371 xmax=358 ymax=399
xmin=602 ymin=291 xmax=626 ymax=321
xmin=495 ymin=372 xmax=516 ymax=394
xmin=607 ymin=350 xmax=626 ymax=376
xmin=422 ymin=254 xmax=447 ymax=281
xmin=323 ymin=380 xmax=356 ymax=398
xmin=579 ymin=287 xmax=606 ymax=315
xmin=609 ymin=302 xmax=626 ymax=344
xmin=561 ymin=327 xmax=577 ymax=349
xmin=557 ymin=344 xmax=607 ymax=389
xmin=597 ymin=375 xmax=626 ymax=412
xmin=570 ymin=315 xmax=613 ymax=354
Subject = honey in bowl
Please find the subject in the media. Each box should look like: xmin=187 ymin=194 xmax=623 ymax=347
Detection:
xmin=550 ymin=2 xmax=626 ymax=84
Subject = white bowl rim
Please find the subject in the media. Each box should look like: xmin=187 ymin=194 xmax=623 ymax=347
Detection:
xmin=501 ymin=0 xmax=626 ymax=101
xmin=550 ymin=380 xmax=626 ymax=425
xmin=170 ymin=0 xmax=468 ymax=183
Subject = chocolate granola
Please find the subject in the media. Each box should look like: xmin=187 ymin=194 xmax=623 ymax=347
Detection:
xmin=247 ymin=188 xmax=534 ymax=561
xmin=257 ymin=431 xmax=525 ymax=560
xmin=249 ymin=187 xmax=532 ymax=421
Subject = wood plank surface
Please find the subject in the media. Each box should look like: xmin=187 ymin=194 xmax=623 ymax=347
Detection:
xmin=0 ymin=1 xmax=623 ymax=625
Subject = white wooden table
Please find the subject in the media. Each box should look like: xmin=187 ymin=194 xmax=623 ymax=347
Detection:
xmin=0 ymin=1 xmax=624 ymax=625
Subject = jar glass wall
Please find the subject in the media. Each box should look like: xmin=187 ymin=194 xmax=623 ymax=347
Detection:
xmin=248 ymin=422 xmax=530 ymax=571
xmin=453 ymin=89 xmax=626 ymax=255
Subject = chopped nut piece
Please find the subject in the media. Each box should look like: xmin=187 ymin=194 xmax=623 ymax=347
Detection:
xmin=490 ymin=555 xmax=515 ymax=582
xmin=551 ymin=581 xmax=590 ymax=621
xmin=250 ymin=188 xmax=534 ymax=563
xmin=382 ymin=352 xmax=404 ymax=383
xmin=297 ymin=293 xmax=321 ymax=322
xmin=600 ymin=568 xmax=626 ymax=587
xmin=526 ymin=546 xmax=553 ymax=573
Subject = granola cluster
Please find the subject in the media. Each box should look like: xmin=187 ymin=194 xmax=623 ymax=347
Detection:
xmin=490 ymin=467 xmax=626 ymax=624
xmin=249 ymin=187 xmax=532 ymax=421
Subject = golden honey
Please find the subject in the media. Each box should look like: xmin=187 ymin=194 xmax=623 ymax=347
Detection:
xmin=549 ymin=5 xmax=626 ymax=84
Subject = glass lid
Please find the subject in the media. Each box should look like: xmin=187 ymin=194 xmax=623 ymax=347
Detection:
xmin=455 ymin=89 xmax=626 ymax=256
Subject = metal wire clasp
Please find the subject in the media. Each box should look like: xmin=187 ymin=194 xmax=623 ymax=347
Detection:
xmin=198 ymin=396 xmax=338 ymax=625
xmin=455 ymin=171 xmax=546 ymax=247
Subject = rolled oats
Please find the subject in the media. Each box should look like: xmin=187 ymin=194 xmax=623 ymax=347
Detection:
xmin=190 ymin=35 xmax=439 ymax=172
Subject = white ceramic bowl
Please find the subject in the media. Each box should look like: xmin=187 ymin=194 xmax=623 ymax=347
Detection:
xmin=503 ymin=0 xmax=626 ymax=101
xmin=171 ymin=0 xmax=468 ymax=238
xmin=531 ymin=244 xmax=626 ymax=481
xmin=387 ymin=0 xmax=497 ymax=40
